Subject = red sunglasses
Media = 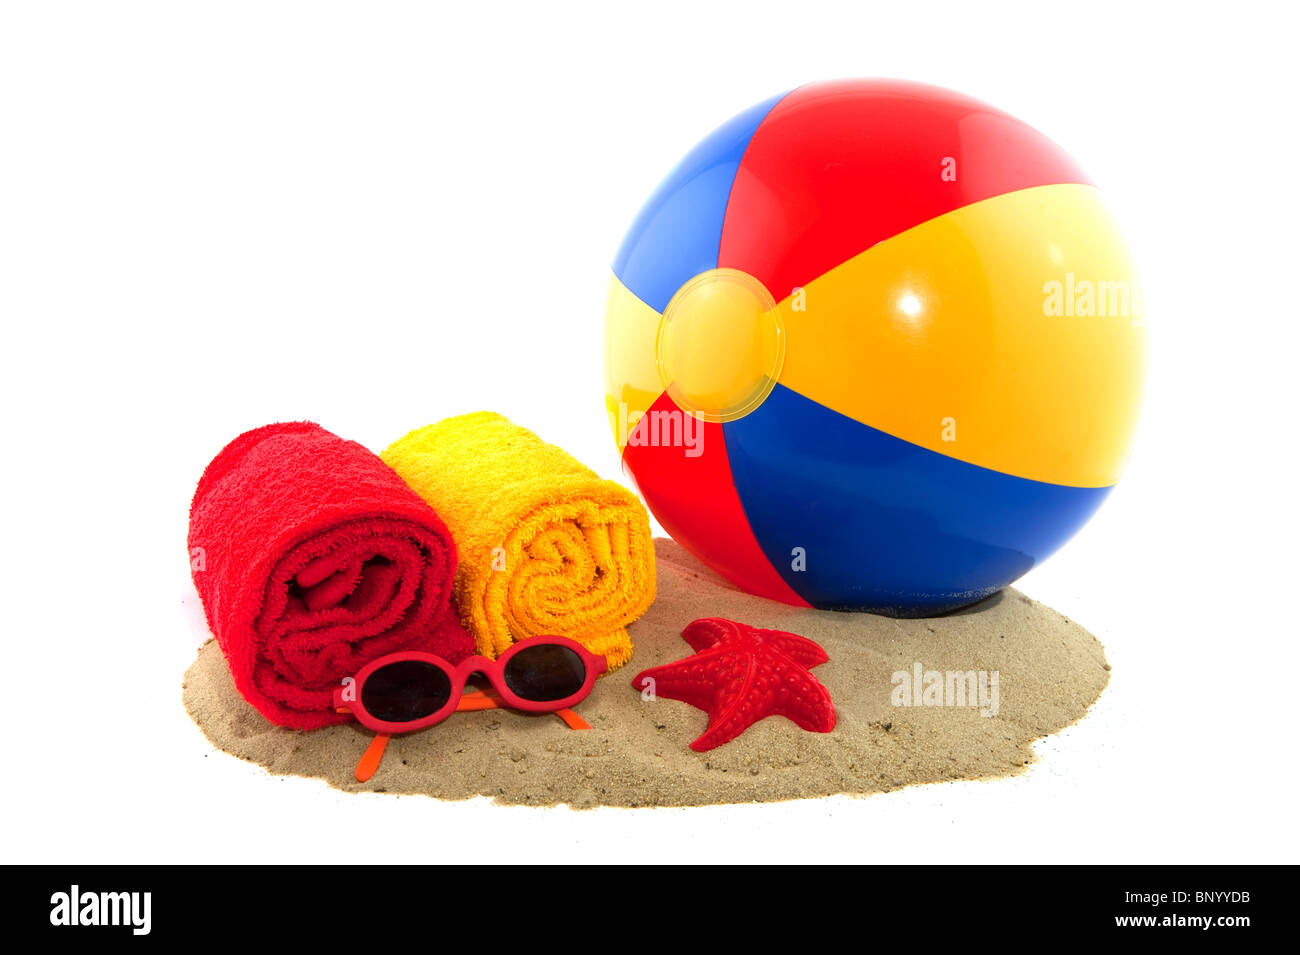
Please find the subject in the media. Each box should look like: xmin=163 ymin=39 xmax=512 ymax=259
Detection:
xmin=334 ymin=635 xmax=608 ymax=780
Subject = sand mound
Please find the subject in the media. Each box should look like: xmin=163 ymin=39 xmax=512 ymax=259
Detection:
xmin=184 ymin=539 xmax=1109 ymax=807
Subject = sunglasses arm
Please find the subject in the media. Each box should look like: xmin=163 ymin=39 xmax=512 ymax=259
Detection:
xmin=455 ymin=689 xmax=503 ymax=712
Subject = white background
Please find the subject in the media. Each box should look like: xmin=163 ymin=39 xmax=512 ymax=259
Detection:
xmin=2 ymin=1 xmax=1296 ymax=864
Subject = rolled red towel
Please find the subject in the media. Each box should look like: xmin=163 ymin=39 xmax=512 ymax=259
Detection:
xmin=188 ymin=422 xmax=475 ymax=729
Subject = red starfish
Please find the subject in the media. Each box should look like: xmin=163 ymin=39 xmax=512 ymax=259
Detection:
xmin=631 ymin=617 xmax=836 ymax=752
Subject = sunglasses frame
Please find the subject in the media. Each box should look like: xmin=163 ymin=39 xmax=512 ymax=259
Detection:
xmin=333 ymin=635 xmax=608 ymax=735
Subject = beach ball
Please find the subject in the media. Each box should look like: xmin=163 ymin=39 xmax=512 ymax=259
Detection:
xmin=604 ymin=79 xmax=1145 ymax=615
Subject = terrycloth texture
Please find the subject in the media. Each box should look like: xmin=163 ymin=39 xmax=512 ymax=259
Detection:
xmin=381 ymin=412 xmax=656 ymax=670
xmin=188 ymin=422 xmax=475 ymax=730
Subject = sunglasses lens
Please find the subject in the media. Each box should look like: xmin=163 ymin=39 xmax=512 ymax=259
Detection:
xmin=360 ymin=660 xmax=452 ymax=723
xmin=503 ymin=644 xmax=588 ymax=702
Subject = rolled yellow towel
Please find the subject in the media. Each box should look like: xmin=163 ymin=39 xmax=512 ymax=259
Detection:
xmin=381 ymin=412 xmax=655 ymax=670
